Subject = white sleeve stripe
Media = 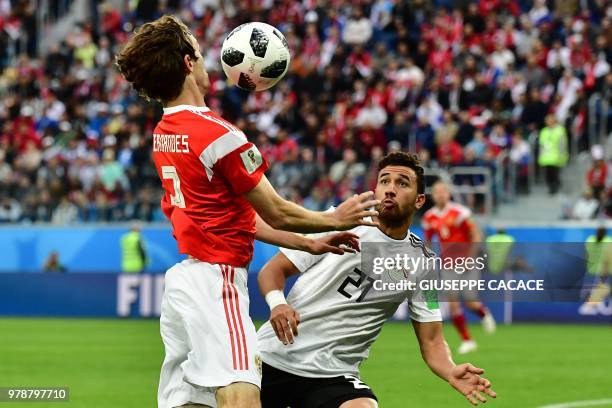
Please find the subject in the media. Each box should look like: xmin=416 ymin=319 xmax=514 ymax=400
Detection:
xmin=199 ymin=131 xmax=248 ymax=181
xmin=189 ymin=109 xmax=242 ymax=133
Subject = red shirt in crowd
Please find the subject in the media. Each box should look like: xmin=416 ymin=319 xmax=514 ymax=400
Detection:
xmin=587 ymin=162 xmax=609 ymax=189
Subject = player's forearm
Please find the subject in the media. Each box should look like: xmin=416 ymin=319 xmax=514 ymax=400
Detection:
xmin=259 ymin=266 xmax=287 ymax=295
xmin=270 ymin=198 xmax=339 ymax=233
xmin=258 ymin=254 xmax=297 ymax=296
xmin=255 ymin=215 xmax=315 ymax=252
xmin=420 ymin=338 xmax=456 ymax=382
xmin=245 ymin=177 xmax=339 ymax=232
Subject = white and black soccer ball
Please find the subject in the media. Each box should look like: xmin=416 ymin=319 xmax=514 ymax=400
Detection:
xmin=220 ymin=22 xmax=290 ymax=92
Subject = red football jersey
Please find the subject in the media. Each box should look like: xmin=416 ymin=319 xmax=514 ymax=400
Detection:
xmin=422 ymin=202 xmax=474 ymax=258
xmin=152 ymin=105 xmax=269 ymax=267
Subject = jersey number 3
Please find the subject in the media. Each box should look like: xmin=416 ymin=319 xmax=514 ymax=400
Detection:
xmin=162 ymin=166 xmax=186 ymax=208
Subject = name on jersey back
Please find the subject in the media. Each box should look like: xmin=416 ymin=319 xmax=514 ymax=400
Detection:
xmin=153 ymin=134 xmax=189 ymax=153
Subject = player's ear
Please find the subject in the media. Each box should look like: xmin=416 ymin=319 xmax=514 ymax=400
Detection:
xmin=184 ymin=54 xmax=194 ymax=73
xmin=415 ymin=193 xmax=426 ymax=209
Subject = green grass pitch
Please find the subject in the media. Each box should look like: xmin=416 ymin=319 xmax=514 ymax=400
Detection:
xmin=0 ymin=318 xmax=610 ymax=407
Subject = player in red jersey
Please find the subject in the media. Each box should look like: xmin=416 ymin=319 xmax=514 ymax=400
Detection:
xmin=422 ymin=180 xmax=496 ymax=354
xmin=116 ymin=16 xmax=380 ymax=408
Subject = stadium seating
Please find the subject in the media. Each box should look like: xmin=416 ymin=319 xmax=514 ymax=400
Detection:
xmin=0 ymin=0 xmax=610 ymax=223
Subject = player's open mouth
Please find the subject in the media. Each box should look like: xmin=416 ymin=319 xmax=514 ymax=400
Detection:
xmin=382 ymin=199 xmax=397 ymax=209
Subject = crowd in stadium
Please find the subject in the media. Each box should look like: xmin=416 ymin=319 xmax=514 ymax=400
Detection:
xmin=0 ymin=0 xmax=611 ymax=223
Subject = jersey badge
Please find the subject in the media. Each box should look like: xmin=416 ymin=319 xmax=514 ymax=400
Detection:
xmin=240 ymin=146 xmax=263 ymax=174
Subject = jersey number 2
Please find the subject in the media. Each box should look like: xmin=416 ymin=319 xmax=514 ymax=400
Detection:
xmin=343 ymin=375 xmax=370 ymax=390
xmin=162 ymin=166 xmax=186 ymax=208
xmin=337 ymin=268 xmax=375 ymax=302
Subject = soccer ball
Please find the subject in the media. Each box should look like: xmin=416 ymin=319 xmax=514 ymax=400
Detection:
xmin=220 ymin=22 xmax=290 ymax=92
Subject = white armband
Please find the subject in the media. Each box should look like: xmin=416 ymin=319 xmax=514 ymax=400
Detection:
xmin=265 ymin=289 xmax=287 ymax=310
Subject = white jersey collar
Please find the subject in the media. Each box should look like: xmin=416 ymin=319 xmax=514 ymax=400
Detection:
xmin=163 ymin=105 xmax=210 ymax=115
xmin=369 ymin=223 xmax=411 ymax=243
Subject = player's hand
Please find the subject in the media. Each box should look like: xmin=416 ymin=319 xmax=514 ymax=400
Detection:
xmin=307 ymin=232 xmax=360 ymax=255
xmin=270 ymin=304 xmax=300 ymax=345
xmin=448 ymin=363 xmax=497 ymax=405
xmin=332 ymin=192 xmax=380 ymax=230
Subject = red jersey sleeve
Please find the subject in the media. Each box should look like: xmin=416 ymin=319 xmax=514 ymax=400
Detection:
xmin=214 ymin=142 xmax=269 ymax=195
xmin=196 ymin=129 xmax=269 ymax=195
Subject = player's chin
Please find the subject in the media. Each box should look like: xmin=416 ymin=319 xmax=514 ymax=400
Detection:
xmin=379 ymin=205 xmax=399 ymax=216
xmin=378 ymin=208 xmax=401 ymax=222
xmin=381 ymin=206 xmax=412 ymax=224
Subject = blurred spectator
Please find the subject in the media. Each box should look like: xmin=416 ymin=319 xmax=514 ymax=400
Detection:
xmin=296 ymin=148 xmax=322 ymax=197
xmin=329 ymin=149 xmax=366 ymax=184
xmin=509 ymin=129 xmax=531 ymax=194
xmin=303 ymin=185 xmax=334 ymax=211
xmin=356 ymin=100 xmax=387 ymax=129
xmin=416 ymin=95 xmax=443 ymax=130
xmin=0 ymin=197 xmax=21 ymax=222
xmin=52 ymin=196 xmax=79 ymax=224
xmin=413 ymin=116 xmax=436 ymax=158
xmin=521 ymin=88 xmax=548 ymax=130
xmin=437 ymin=130 xmax=463 ymax=167
xmin=555 ymin=69 xmax=583 ymax=123
xmin=547 ymin=40 xmax=571 ymax=70
xmin=572 ymin=189 xmax=599 ymax=220
xmin=43 ymin=251 xmax=66 ymax=272
xmin=538 ymin=114 xmax=568 ymax=195
xmin=121 ymin=225 xmax=147 ymax=273
xmin=488 ymin=124 xmax=510 ymax=154
xmin=466 ymin=130 xmax=488 ymax=159
xmin=99 ymin=148 xmax=129 ymax=193
xmin=491 ymin=42 xmax=515 ymax=72
xmin=522 ymin=55 xmax=546 ymax=89
xmin=528 ymin=0 xmax=551 ymax=26
xmin=586 ymin=145 xmax=610 ymax=199
xmin=343 ymin=7 xmax=372 ymax=46
xmin=455 ymin=111 xmax=475 ymax=147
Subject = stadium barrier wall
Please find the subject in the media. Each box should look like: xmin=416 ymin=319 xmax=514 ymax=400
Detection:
xmin=0 ymin=225 xmax=610 ymax=323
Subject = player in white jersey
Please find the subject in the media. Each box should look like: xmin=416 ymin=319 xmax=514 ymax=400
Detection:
xmin=257 ymin=152 xmax=497 ymax=407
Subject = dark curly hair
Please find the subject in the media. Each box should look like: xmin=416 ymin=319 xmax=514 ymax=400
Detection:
xmin=115 ymin=15 xmax=198 ymax=103
xmin=377 ymin=152 xmax=425 ymax=194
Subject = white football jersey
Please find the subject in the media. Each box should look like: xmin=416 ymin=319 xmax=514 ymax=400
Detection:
xmin=257 ymin=224 xmax=442 ymax=378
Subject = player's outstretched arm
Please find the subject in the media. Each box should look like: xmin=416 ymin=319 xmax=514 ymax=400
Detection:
xmin=255 ymin=215 xmax=360 ymax=255
xmin=245 ymin=176 xmax=380 ymax=233
xmin=412 ymin=320 xmax=497 ymax=405
xmin=258 ymin=252 xmax=301 ymax=345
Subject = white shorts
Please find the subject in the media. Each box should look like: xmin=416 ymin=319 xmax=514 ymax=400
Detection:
xmin=158 ymin=259 xmax=261 ymax=408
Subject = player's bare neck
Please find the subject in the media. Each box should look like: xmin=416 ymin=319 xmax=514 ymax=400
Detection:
xmin=164 ymin=85 xmax=207 ymax=109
